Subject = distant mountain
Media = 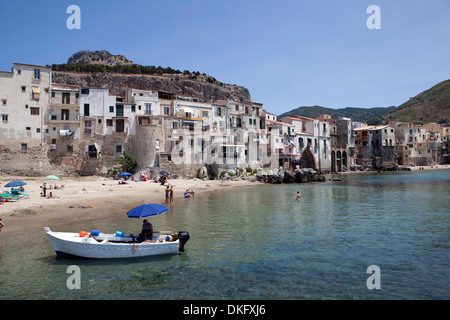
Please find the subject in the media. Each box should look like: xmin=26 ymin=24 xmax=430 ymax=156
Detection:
xmin=377 ymin=79 xmax=450 ymax=124
xmin=278 ymin=106 xmax=395 ymax=122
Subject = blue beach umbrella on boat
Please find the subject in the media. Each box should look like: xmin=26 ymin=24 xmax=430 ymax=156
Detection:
xmin=4 ymin=181 xmax=27 ymax=188
xmin=127 ymin=203 xmax=168 ymax=218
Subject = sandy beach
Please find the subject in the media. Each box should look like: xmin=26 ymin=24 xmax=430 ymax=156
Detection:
xmin=0 ymin=175 xmax=264 ymax=235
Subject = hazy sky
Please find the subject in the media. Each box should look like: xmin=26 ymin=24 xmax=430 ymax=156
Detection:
xmin=1 ymin=0 xmax=449 ymax=115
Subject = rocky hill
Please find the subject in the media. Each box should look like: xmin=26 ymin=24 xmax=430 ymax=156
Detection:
xmin=51 ymin=50 xmax=251 ymax=102
xmin=67 ymin=50 xmax=133 ymax=66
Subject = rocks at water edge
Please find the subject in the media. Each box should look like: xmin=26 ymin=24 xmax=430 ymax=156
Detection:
xmin=255 ymin=168 xmax=326 ymax=184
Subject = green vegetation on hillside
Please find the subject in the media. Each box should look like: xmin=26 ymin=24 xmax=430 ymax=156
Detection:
xmin=278 ymin=106 xmax=395 ymax=122
xmin=51 ymin=62 xmax=184 ymax=75
xmin=278 ymin=79 xmax=450 ymax=125
xmin=379 ymin=79 xmax=450 ymax=124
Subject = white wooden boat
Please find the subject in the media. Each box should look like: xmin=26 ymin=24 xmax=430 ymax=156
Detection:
xmin=44 ymin=227 xmax=190 ymax=259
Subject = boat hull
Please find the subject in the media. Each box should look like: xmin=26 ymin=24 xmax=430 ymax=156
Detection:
xmin=44 ymin=227 xmax=180 ymax=259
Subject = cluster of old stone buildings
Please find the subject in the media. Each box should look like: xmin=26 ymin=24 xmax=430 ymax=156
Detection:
xmin=1 ymin=63 xmax=449 ymax=178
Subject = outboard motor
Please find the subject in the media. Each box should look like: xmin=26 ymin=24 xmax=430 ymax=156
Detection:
xmin=176 ymin=230 xmax=190 ymax=252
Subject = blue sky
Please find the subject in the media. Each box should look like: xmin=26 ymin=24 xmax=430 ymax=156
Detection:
xmin=1 ymin=0 xmax=449 ymax=115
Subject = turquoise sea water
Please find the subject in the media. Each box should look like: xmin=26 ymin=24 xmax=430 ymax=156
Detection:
xmin=0 ymin=170 xmax=449 ymax=300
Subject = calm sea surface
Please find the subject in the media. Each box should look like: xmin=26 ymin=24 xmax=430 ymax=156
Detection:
xmin=0 ymin=170 xmax=449 ymax=300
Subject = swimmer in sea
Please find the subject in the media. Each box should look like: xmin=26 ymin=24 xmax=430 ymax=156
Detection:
xmin=296 ymin=191 xmax=301 ymax=200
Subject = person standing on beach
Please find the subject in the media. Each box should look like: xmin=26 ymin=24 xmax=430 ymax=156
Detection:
xmin=0 ymin=217 xmax=4 ymax=233
xmin=165 ymin=186 xmax=170 ymax=204
xmin=170 ymin=185 xmax=174 ymax=203
xmin=43 ymin=182 xmax=47 ymax=197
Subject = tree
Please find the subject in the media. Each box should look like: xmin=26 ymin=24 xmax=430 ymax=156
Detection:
xmin=117 ymin=151 xmax=137 ymax=173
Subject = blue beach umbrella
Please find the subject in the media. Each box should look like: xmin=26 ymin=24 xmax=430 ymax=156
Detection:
xmin=119 ymin=172 xmax=132 ymax=176
xmin=4 ymin=181 xmax=27 ymax=188
xmin=127 ymin=204 xmax=168 ymax=218
xmin=159 ymin=170 xmax=169 ymax=176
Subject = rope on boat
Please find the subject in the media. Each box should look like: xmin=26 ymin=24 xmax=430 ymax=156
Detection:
xmin=131 ymin=243 xmax=139 ymax=255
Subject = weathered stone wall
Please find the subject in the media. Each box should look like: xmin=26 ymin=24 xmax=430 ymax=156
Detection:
xmin=158 ymin=153 xmax=198 ymax=179
xmin=0 ymin=143 xmax=57 ymax=176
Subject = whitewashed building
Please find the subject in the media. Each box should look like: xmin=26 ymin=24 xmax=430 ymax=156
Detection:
xmin=0 ymin=63 xmax=53 ymax=174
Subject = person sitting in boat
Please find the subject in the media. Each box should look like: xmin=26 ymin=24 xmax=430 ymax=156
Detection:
xmin=139 ymin=219 xmax=153 ymax=242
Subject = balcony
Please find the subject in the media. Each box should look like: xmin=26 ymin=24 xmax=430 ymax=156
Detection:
xmin=50 ymin=99 xmax=80 ymax=109
xmin=49 ymin=114 xmax=80 ymax=124
xmin=181 ymin=116 xmax=203 ymax=121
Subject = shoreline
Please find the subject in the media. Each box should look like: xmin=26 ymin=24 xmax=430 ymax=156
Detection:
xmin=329 ymin=164 xmax=450 ymax=175
xmin=1 ymin=165 xmax=449 ymax=235
xmin=0 ymin=175 xmax=265 ymax=236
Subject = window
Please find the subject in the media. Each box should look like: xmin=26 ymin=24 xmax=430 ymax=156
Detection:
xmin=32 ymin=87 xmax=40 ymax=100
xmin=145 ymin=104 xmax=152 ymax=114
xmin=84 ymin=104 xmax=90 ymax=116
xmin=1 ymin=99 xmax=6 ymax=106
xmin=131 ymin=105 xmax=135 ymax=112
xmin=1 ymin=114 xmax=8 ymax=122
xmin=61 ymin=109 xmax=69 ymax=120
xmin=62 ymin=93 xmax=70 ymax=104
xmin=26 ymin=127 xmax=31 ymax=131
xmin=36 ymin=128 xmax=40 ymax=133
xmin=109 ymin=106 xmax=114 ymax=113
xmin=106 ymin=119 xmax=113 ymax=127
xmin=115 ymin=145 xmax=122 ymax=153
xmin=202 ymin=111 xmax=208 ymax=117
xmin=30 ymin=107 xmax=40 ymax=115
xmin=155 ymin=139 xmax=160 ymax=149
xmin=88 ymin=145 xmax=97 ymax=158
xmin=173 ymin=122 xmax=178 ymax=129
xmin=67 ymin=145 xmax=73 ymax=152
xmin=21 ymin=86 xmax=26 ymax=93
xmin=85 ymin=120 xmax=92 ymax=134
xmin=21 ymin=143 xmax=27 ymax=152
xmin=34 ymin=68 xmax=40 ymax=80
xmin=81 ymin=88 xmax=89 ymax=94
xmin=163 ymin=107 xmax=170 ymax=115
xmin=217 ymin=107 xmax=222 ymax=116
